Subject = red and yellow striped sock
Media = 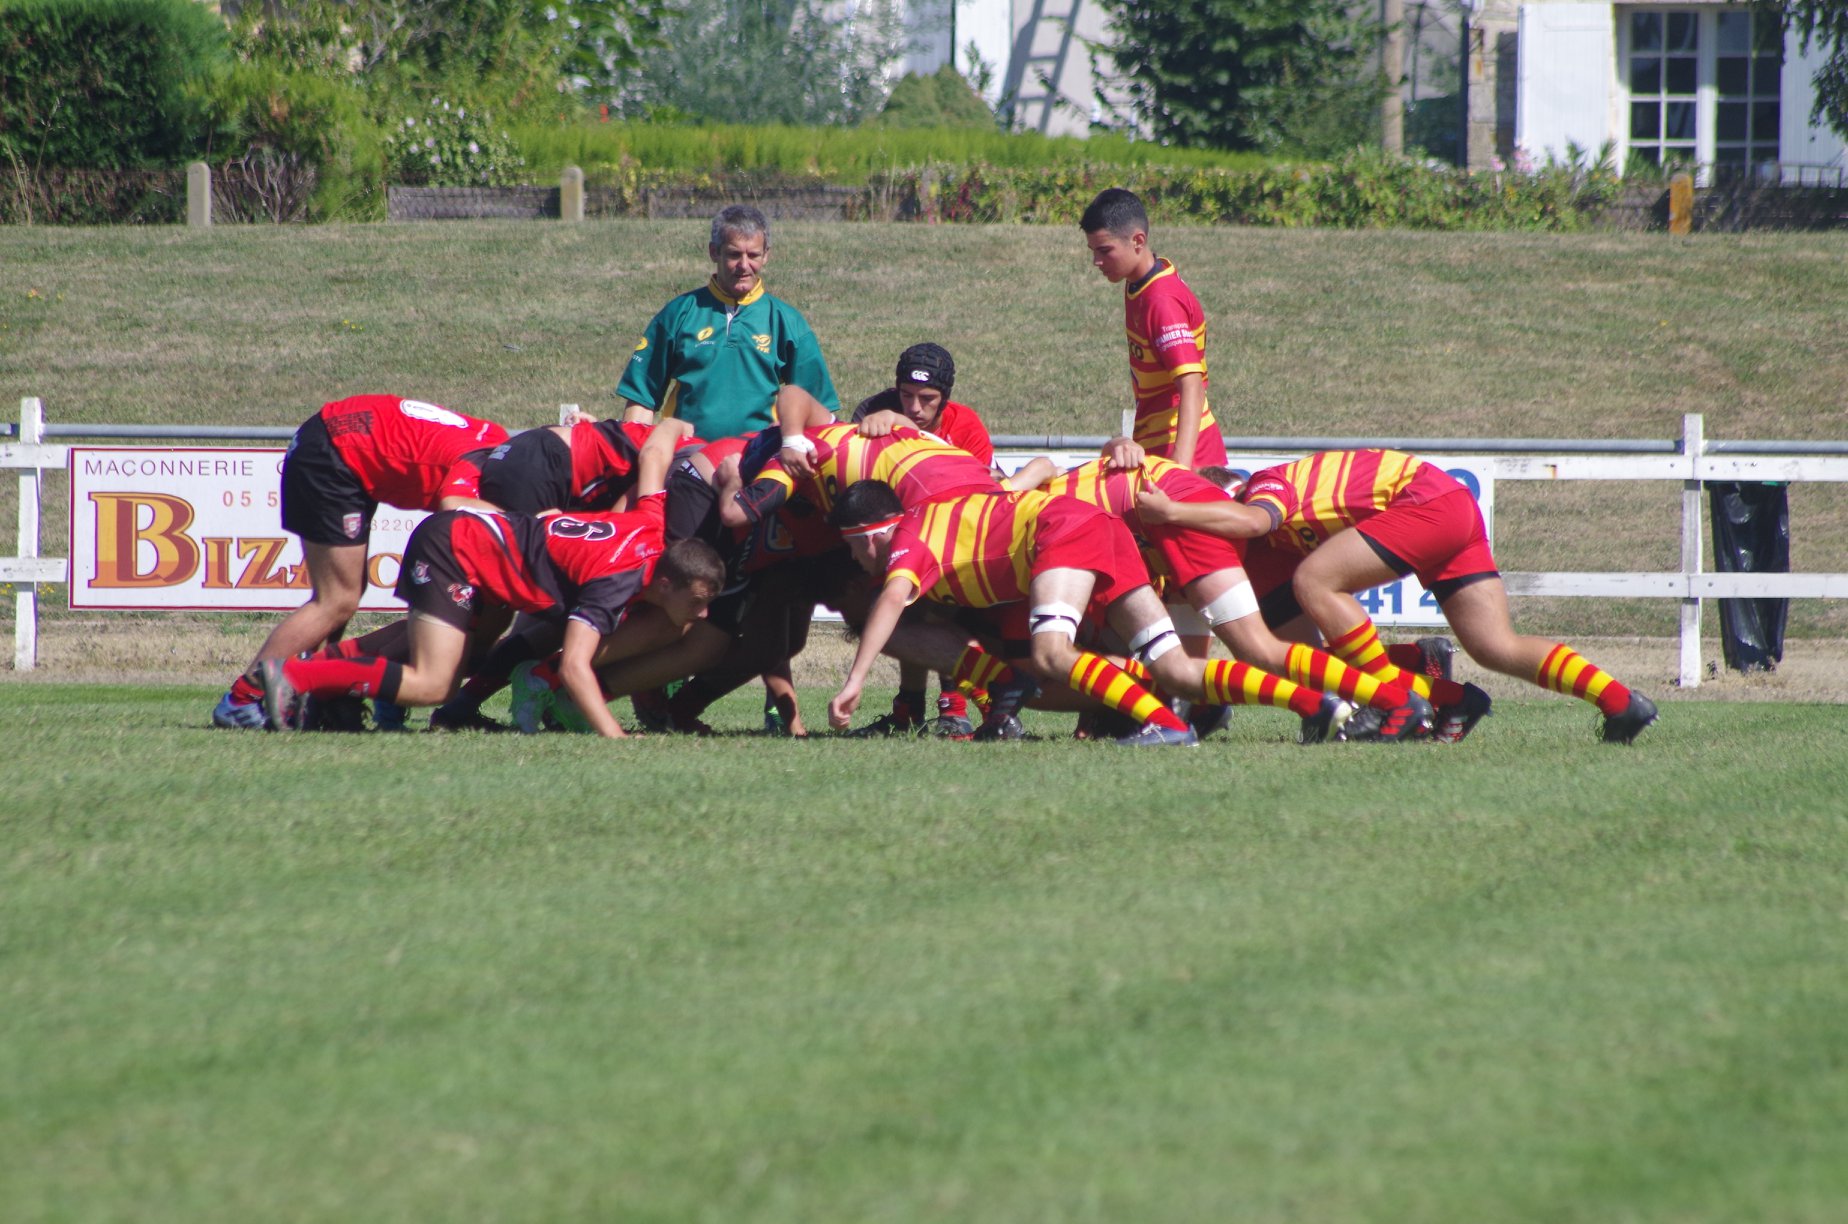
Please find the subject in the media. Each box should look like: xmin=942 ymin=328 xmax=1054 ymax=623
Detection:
xmin=1202 ymin=658 xmax=1322 ymax=717
xmin=1283 ymin=642 xmax=1409 ymax=710
xmin=1069 ymin=652 xmax=1185 ymax=730
xmin=1327 ymin=620 xmax=1464 ymax=706
xmin=950 ymin=645 xmax=1016 ymax=693
xmin=1537 ymin=645 xmax=1631 ymax=715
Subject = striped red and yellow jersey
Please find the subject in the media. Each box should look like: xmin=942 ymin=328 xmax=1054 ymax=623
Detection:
xmin=1242 ymin=450 xmax=1464 ymax=556
xmin=757 ymin=422 xmax=998 ymax=514
xmin=885 ymin=490 xmax=1057 ymax=608
xmin=1123 ymin=259 xmax=1218 ymax=454
xmin=1042 ymin=456 xmax=1195 ymax=526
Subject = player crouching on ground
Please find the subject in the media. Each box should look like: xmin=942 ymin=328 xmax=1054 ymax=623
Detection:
xmin=1137 ymin=449 xmax=1658 ymax=744
xmin=825 ymin=480 xmax=1219 ymax=747
xmin=258 ymin=423 xmax=724 ymax=740
xmin=212 ymin=394 xmax=509 ymax=729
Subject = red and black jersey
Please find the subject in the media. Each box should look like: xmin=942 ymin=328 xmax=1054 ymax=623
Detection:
xmin=569 ymin=419 xmax=698 ymax=510
xmin=449 ymin=493 xmax=666 ymax=634
xmin=319 ymin=395 xmax=509 ymax=511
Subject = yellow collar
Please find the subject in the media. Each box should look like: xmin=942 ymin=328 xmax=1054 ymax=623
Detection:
xmin=707 ymin=277 xmax=766 ymax=308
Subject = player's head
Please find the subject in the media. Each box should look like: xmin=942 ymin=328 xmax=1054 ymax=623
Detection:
xmin=709 ymin=205 xmax=770 ymax=298
xmin=893 ymin=342 xmax=955 ymax=431
xmin=1197 ymin=465 xmax=1246 ymax=499
xmin=646 ymin=538 xmax=725 ymax=626
xmin=828 ymin=480 xmax=905 ymax=573
xmin=1080 ymin=188 xmax=1151 ymax=284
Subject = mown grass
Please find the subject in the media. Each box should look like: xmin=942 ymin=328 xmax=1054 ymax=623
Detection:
xmin=3 ymin=685 xmax=1847 ymax=1223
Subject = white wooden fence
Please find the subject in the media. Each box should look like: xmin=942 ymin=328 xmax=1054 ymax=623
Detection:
xmin=6 ymin=397 xmax=1847 ymax=687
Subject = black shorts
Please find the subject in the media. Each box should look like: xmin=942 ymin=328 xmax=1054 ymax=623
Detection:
xmin=394 ymin=512 xmax=484 ymax=631
xmin=665 ymin=460 xmax=722 ymax=546
xmin=280 ymin=412 xmax=374 ymax=546
xmin=477 ymin=429 xmax=573 ymax=515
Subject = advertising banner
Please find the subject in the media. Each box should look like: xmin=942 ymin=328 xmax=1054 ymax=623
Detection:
xmin=68 ymin=447 xmax=421 ymax=612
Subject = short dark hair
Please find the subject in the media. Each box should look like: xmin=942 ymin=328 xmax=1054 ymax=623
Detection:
xmin=710 ymin=204 xmax=769 ymax=251
xmin=656 ymin=537 xmax=726 ymax=591
xmin=894 ymin=342 xmax=955 ymax=395
xmin=828 ymin=479 xmax=904 ymax=531
xmin=1080 ymin=187 xmax=1148 ymax=237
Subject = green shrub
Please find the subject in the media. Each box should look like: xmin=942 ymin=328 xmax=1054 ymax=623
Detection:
xmin=202 ymin=62 xmax=387 ymax=221
xmin=384 ymin=96 xmax=525 ymax=187
xmin=877 ymin=67 xmax=995 ymax=130
xmin=0 ymin=0 xmax=230 ymax=169
xmin=510 ymin=120 xmax=1269 ymax=183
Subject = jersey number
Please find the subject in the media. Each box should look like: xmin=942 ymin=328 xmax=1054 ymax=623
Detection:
xmin=397 ymin=399 xmax=471 ymax=429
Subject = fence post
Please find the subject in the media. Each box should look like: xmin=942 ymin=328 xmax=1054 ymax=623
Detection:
xmin=560 ymin=165 xmax=585 ymax=222
xmin=186 ymin=162 xmax=212 ymax=228
xmin=14 ymin=396 xmax=43 ymax=670
xmin=1679 ymin=412 xmax=1704 ymax=687
xmin=1668 ymin=172 xmax=1693 ymax=235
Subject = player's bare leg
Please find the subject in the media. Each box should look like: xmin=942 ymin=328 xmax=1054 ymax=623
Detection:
xmin=250 ymin=539 xmax=370 ymax=666
xmin=1031 ymin=570 xmax=1194 ymax=745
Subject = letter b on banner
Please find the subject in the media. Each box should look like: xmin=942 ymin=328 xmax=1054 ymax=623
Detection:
xmin=89 ymin=493 xmax=201 ymax=587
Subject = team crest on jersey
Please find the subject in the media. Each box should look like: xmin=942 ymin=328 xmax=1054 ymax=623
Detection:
xmin=1128 ymin=341 xmax=1146 ymax=361
xmin=411 ymin=561 xmax=431 ymax=584
xmin=752 ymin=334 xmax=772 ymax=354
xmin=696 ymin=326 xmax=715 ymax=342
xmin=342 ymin=513 xmax=364 ymax=539
xmin=633 ymin=337 xmax=648 ymax=352
xmin=447 ymin=582 xmax=475 ymax=608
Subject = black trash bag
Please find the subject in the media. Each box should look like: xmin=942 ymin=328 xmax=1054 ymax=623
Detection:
xmin=1707 ymin=481 xmax=1789 ymax=673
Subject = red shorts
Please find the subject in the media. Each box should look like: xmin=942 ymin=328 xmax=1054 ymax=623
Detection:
xmin=1031 ymin=498 xmax=1153 ymax=613
xmin=1242 ymin=487 xmax=1498 ymax=603
xmin=1141 ymin=468 xmax=1245 ymax=588
xmin=1356 ymin=486 xmax=1498 ymax=589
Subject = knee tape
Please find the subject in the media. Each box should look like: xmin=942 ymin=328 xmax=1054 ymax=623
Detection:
xmin=1199 ymin=581 xmax=1260 ymax=627
xmin=1028 ymin=601 xmax=1083 ymax=642
xmin=1167 ymin=601 xmax=1209 ymax=637
xmin=1127 ymin=617 xmax=1182 ymax=664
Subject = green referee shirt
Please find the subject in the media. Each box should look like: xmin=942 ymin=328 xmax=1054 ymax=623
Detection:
xmin=616 ymin=277 xmax=840 ymax=440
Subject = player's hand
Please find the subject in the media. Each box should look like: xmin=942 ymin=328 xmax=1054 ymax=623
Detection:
xmin=855 ymin=409 xmax=905 ymax=438
xmin=780 ymin=445 xmax=816 ymax=480
xmin=1135 ymin=487 xmax=1178 ymax=523
xmin=1102 ymin=436 xmax=1145 ymax=469
xmin=561 ymin=404 xmax=592 ymax=426
xmin=828 ymin=685 xmax=862 ymax=730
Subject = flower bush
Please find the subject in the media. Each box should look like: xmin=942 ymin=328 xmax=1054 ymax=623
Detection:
xmin=384 ymin=98 xmax=524 ymax=187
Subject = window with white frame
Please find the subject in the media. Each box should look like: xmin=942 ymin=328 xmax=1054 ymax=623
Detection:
xmin=1623 ymin=6 xmax=1782 ymax=172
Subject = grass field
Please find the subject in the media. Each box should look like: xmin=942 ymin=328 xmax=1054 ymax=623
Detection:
xmin=4 ymin=684 xmax=1848 ymax=1223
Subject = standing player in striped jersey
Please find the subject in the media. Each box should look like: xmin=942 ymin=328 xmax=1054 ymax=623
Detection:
xmin=212 ymin=394 xmax=509 ymax=729
xmin=1137 ymin=449 xmax=1659 ymax=743
xmin=1041 ymin=455 xmax=1432 ymax=740
xmin=258 ymin=422 xmax=724 ymax=740
xmin=1081 ymin=188 xmax=1227 ymax=470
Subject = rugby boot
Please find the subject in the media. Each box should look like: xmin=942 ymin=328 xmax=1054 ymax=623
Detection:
xmin=1431 ymin=683 xmax=1493 ymax=744
xmin=629 ymin=686 xmax=674 ymax=733
xmin=372 ymin=698 xmax=410 ymax=732
xmin=256 ymin=659 xmax=303 ymax=731
xmin=928 ymin=692 xmax=975 ymax=740
xmin=1115 ymin=721 xmax=1200 ymax=747
xmin=1347 ymin=691 xmax=1434 ymax=742
xmin=508 ymin=661 xmax=559 ymax=734
xmin=846 ymin=694 xmax=925 ymax=738
xmin=973 ymin=673 xmax=1039 ymax=741
xmin=1415 ymin=636 xmax=1456 ymax=681
xmin=211 ymin=690 xmax=268 ymax=730
xmin=1600 ymin=692 xmax=1659 ymax=745
xmin=1298 ymin=694 xmax=1356 ymax=745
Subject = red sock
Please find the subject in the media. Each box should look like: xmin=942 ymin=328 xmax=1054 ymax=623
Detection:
xmin=282 ymin=656 xmax=402 ymax=702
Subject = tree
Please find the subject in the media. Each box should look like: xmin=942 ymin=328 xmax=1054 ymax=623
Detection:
xmin=1093 ymin=0 xmax=1384 ymax=155
xmin=878 ymin=66 xmax=994 ymax=129
xmin=1765 ymin=0 xmax=1848 ymax=140
xmin=605 ymin=0 xmax=907 ymax=126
